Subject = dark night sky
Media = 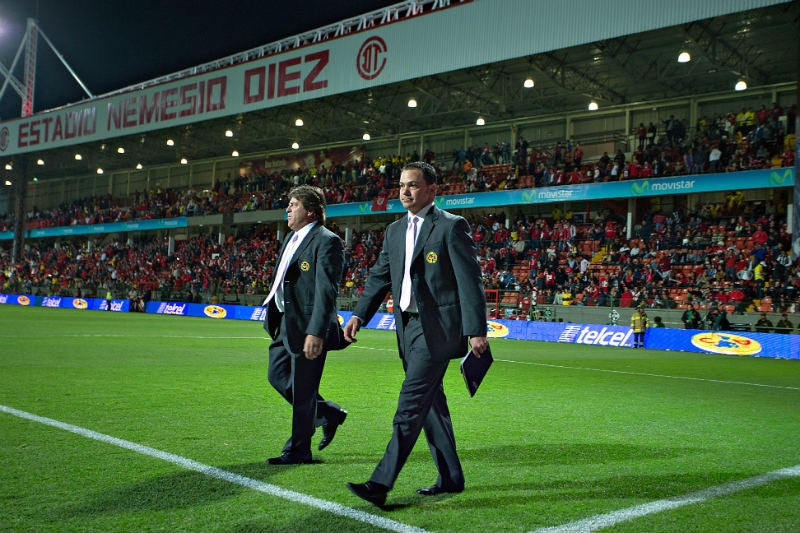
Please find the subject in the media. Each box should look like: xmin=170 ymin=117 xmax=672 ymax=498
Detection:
xmin=0 ymin=0 xmax=399 ymax=120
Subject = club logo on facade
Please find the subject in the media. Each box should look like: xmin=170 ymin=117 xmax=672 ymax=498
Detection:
xmin=357 ymin=36 xmax=388 ymax=80
xmin=0 ymin=127 xmax=9 ymax=152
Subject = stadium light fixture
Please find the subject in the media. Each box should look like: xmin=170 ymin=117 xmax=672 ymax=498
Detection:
xmin=117 ymin=147 xmax=125 ymax=154
xmin=362 ymin=133 xmax=371 ymax=141
xmin=407 ymin=97 xmax=417 ymax=108
xmin=96 ymin=168 xmax=104 ymax=174
xmin=476 ymin=116 xmax=485 ymax=126
xmin=166 ymin=139 xmax=175 ymax=146
xmin=74 ymin=153 xmax=82 ymax=160
xmin=295 ymin=118 xmax=304 ymax=126
xmin=588 ymin=100 xmax=599 ymax=111
xmin=677 ymin=51 xmax=691 ymax=63
xmin=291 ymin=141 xmax=300 ymax=150
xmin=225 ymin=129 xmax=234 ymax=137
xmin=735 ymin=79 xmax=747 ymax=91
xmin=4 ymin=163 xmax=12 ymax=170
xmin=4 ymin=180 xmax=11 ymax=186
xmin=231 ymin=150 xmax=239 ymax=157
xmin=523 ymin=77 xmax=535 ymax=88
xmin=135 ymin=163 xmax=143 ymax=170
xmin=37 ymin=158 xmax=44 ymax=165
xmin=180 ymin=157 xmax=188 ymax=165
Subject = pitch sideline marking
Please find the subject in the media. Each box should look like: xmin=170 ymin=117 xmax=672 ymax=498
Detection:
xmin=13 ymin=333 xmax=799 ymax=391
xmin=496 ymin=359 xmax=800 ymax=391
xmin=0 ymin=404 xmax=428 ymax=533
xmin=3 ymin=330 xmax=793 ymax=390
xmin=530 ymin=462 xmax=800 ymax=533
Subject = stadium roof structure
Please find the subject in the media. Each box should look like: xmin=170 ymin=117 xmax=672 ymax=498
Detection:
xmin=1 ymin=0 xmax=797 ymax=182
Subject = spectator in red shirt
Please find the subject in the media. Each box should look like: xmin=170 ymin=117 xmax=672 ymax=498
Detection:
xmin=751 ymin=224 xmax=768 ymax=246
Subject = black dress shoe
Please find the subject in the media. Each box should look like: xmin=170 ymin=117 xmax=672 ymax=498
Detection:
xmin=416 ymin=485 xmax=463 ymax=496
xmin=266 ymin=452 xmax=313 ymax=465
xmin=346 ymin=481 xmax=388 ymax=507
xmin=319 ymin=410 xmax=348 ymax=451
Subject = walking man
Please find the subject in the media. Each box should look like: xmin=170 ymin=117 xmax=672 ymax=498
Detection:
xmin=343 ymin=161 xmax=489 ymax=506
xmin=263 ymin=185 xmax=348 ymax=465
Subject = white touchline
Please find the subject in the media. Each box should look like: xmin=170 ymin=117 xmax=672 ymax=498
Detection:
xmin=0 ymin=404 xmax=429 ymax=533
xmin=530 ymin=463 xmax=800 ymax=533
xmin=496 ymin=359 xmax=800 ymax=391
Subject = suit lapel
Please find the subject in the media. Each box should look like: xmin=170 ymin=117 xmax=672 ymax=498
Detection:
xmin=272 ymin=225 xmax=317 ymax=283
xmin=273 ymin=231 xmax=295 ymax=269
xmin=391 ymin=217 xmax=408 ymax=260
xmin=293 ymin=224 xmax=319 ymax=259
xmin=412 ymin=206 xmax=437 ymax=259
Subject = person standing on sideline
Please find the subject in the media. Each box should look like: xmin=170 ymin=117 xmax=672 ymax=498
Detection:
xmin=681 ymin=305 xmax=702 ymax=329
xmin=755 ymin=312 xmax=774 ymax=333
xmin=263 ymin=185 xmax=348 ymax=465
xmin=631 ymin=306 xmax=648 ymax=348
xmin=775 ymin=313 xmax=794 ymax=334
xmin=343 ymin=161 xmax=489 ymax=507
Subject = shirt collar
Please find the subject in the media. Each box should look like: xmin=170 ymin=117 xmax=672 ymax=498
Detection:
xmin=291 ymin=221 xmax=317 ymax=244
xmin=407 ymin=204 xmax=433 ymax=222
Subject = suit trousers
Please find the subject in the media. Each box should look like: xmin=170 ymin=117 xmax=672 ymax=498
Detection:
xmin=267 ymin=315 xmax=344 ymax=455
xmin=369 ymin=314 xmax=465 ymax=490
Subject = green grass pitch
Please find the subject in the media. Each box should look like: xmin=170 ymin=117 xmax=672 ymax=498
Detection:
xmin=1 ymin=305 xmax=799 ymax=532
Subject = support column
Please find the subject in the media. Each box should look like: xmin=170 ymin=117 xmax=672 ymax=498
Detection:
xmin=793 ymin=42 xmax=800 ymax=261
xmin=626 ymin=198 xmax=634 ymax=239
xmin=11 ymin=157 xmax=28 ymax=263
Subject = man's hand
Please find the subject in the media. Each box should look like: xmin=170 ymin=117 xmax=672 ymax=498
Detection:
xmin=469 ymin=336 xmax=489 ymax=357
xmin=343 ymin=316 xmax=362 ymax=343
xmin=304 ymin=334 xmax=324 ymax=360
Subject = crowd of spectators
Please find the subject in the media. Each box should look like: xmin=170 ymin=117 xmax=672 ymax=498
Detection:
xmin=472 ymin=199 xmax=798 ymax=317
xmin=0 ymin=101 xmax=795 ymax=233
xmin=1 ymin=195 xmax=798 ymax=325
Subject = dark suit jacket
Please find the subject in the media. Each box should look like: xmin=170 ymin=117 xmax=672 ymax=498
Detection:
xmin=354 ymin=205 xmax=486 ymax=360
xmin=264 ymin=224 xmax=346 ymax=354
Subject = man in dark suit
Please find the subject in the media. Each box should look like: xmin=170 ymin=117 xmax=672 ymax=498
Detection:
xmin=343 ymin=161 xmax=489 ymax=506
xmin=263 ymin=185 xmax=348 ymax=465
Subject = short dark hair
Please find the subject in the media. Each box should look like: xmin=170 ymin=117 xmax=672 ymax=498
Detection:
xmin=289 ymin=185 xmax=327 ymax=225
xmin=402 ymin=161 xmax=438 ymax=185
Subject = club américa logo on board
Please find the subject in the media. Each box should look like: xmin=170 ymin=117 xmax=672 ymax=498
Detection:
xmin=486 ymin=321 xmax=509 ymax=338
xmin=691 ymin=332 xmax=762 ymax=356
xmin=203 ymin=305 xmax=227 ymax=319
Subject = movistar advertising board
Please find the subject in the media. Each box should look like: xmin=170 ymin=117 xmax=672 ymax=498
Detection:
xmin=1 ymin=169 xmax=793 ymax=241
xmin=0 ymin=217 xmax=188 ymax=240
xmin=325 ymin=168 xmax=794 ymax=218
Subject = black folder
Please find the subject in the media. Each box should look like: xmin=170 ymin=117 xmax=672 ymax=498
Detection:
xmin=460 ymin=345 xmax=493 ymax=397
